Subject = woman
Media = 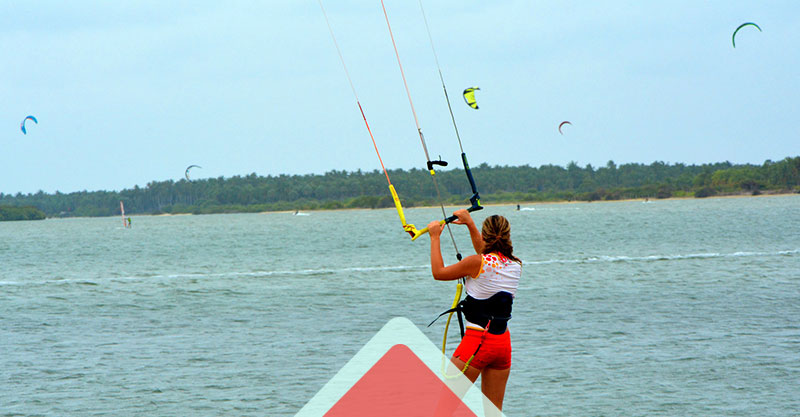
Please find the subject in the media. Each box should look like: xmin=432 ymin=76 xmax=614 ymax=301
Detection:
xmin=428 ymin=209 xmax=522 ymax=413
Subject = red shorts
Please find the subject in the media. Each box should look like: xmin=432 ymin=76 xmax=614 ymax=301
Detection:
xmin=453 ymin=328 xmax=511 ymax=370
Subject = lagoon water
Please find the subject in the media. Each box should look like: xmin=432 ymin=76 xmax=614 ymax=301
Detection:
xmin=1 ymin=196 xmax=798 ymax=416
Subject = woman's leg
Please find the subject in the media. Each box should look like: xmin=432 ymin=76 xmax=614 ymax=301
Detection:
xmin=449 ymin=355 xmax=482 ymax=383
xmin=433 ymin=356 xmax=482 ymax=417
xmin=480 ymin=366 xmax=510 ymax=414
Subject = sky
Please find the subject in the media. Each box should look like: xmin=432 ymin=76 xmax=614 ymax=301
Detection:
xmin=1 ymin=1 xmax=798 ymax=194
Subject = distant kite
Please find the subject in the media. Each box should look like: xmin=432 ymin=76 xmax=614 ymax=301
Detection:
xmin=732 ymin=22 xmax=761 ymax=48
xmin=463 ymin=87 xmax=480 ymax=109
xmin=558 ymin=121 xmax=572 ymax=135
xmin=20 ymin=115 xmax=37 ymax=135
xmin=185 ymin=165 xmax=202 ymax=181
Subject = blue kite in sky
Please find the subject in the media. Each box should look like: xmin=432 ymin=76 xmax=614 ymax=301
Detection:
xmin=20 ymin=115 xmax=38 ymax=135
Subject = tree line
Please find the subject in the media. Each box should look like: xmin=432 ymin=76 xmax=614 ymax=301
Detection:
xmin=1 ymin=157 xmax=798 ymax=218
xmin=0 ymin=205 xmax=46 ymax=221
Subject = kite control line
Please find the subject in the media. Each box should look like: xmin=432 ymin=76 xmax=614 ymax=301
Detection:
xmin=380 ymin=0 xmax=462 ymax=258
xmin=318 ymin=0 xmax=419 ymax=238
xmin=383 ymin=0 xmax=478 ymax=377
xmin=417 ymin=0 xmax=482 ymax=211
xmin=416 ymin=0 xmax=489 ymax=377
xmin=409 ymin=0 xmax=484 ymax=242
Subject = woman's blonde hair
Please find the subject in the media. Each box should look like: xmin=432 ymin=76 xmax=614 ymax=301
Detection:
xmin=481 ymin=214 xmax=521 ymax=263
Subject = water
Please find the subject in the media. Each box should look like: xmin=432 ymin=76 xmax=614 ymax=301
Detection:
xmin=1 ymin=196 xmax=798 ymax=416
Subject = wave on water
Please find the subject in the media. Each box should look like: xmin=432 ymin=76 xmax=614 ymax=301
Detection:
xmin=153 ymin=264 xmax=429 ymax=280
xmin=0 ymin=264 xmax=429 ymax=287
xmin=2 ymin=250 xmax=796 ymax=287
xmin=0 ymin=278 xmax=105 ymax=287
xmin=518 ymin=207 xmax=581 ymax=211
xmin=526 ymin=248 xmax=800 ymax=266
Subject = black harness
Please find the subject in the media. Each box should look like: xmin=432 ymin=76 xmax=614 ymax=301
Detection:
xmin=429 ymin=291 xmax=513 ymax=336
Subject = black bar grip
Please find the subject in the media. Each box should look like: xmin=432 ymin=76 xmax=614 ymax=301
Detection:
xmin=427 ymin=159 xmax=449 ymax=171
xmin=443 ymin=204 xmax=483 ymax=225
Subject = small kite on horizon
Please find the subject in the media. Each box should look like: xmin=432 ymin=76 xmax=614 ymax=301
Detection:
xmin=732 ymin=22 xmax=761 ymax=48
xmin=558 ymin=121 xmax=572 ymax=135
xmin=185 ymin=165 xmax=202 ymax=181
xmin=20 ymin=115 xmax=38 ymax=135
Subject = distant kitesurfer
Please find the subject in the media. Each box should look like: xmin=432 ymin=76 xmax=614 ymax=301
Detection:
xmin=516 ymin=204 xmax=520 ymax=211
xmin=427 ymin=209 xmax=521 ymax=413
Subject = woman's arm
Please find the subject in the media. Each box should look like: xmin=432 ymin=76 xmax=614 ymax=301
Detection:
xmin=428 ymin=220 xmax=482 ymax=281
xmin=452 ymin=209 xmax=484 ymax=254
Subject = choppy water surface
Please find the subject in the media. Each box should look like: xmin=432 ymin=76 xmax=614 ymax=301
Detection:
xmin=1 ymin=196 xmax=798 ymax=416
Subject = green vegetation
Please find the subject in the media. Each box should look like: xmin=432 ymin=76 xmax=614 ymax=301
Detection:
xmin=1 ymin=157 xmax=798 ymax=218
xmin=0 ymin=205 xmax=46 ymax=221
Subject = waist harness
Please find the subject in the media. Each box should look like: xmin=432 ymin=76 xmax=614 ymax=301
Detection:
xmin=429 ymin=291 xmax=513 ymax=336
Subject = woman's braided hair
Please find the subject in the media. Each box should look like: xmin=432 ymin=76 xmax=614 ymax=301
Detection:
xmin=481 ymin=214 xmax=521 ymax=263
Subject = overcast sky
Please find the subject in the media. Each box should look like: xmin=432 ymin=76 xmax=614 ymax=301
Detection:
xmin=1 ymin=1 xmax=797 ymax=194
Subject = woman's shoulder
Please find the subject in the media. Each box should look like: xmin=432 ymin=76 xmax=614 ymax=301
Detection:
xmin=458 ymin=254 xmax=483 ymax=278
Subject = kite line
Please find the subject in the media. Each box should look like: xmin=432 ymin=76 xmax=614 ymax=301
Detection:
xmin=416 ymin=0 xmax=487 ymax=376
xmin=317 ymin=0 xmax=420 ymax=238
xmin=417 ymin=0 xmax=482 ymax=214
xmin=379 ymin=0 xmax=463 ymax=259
